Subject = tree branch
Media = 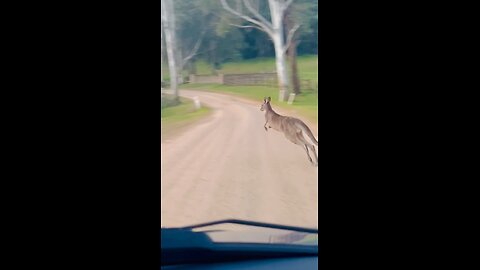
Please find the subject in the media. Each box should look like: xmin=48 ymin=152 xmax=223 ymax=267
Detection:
xmin=220 ymin=0 xmax=274 ymax=37
xmin=283 ymin=24 xmax=300 ymax=54
xmin=242 ymin=0 xmax=273 ymax=30
xmin=181 ymin=30 xmax=206 ymax=68
xmin=229 ymin=23 xmax=267 ymax=33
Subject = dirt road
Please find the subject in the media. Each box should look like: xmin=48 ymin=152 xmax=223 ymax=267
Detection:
xmin=161 ymin=90 xmax=318 ymax=229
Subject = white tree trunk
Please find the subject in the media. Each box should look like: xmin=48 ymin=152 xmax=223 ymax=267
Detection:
xmin=177 ymin=49 xmax=184 ymax=84
xmin=161 ymin=0 xmax=178 ymax=98
xmin=161 ymin=21 xmax=164 ymax=83
xmin=272 ymin=34 xmax=289 ymax=101
xmin=269 ymin=0 xmax=289 ymax=101
xmin=221 ymin=0 xmax=296 ymax=101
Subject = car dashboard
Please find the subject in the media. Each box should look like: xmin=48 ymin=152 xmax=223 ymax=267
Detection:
xmin=161 ymin=256 xmax=317 ymax=269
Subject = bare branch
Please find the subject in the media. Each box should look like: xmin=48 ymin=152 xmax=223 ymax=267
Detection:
xmin=283 ymin=24 xmax=300 ymax=54
xmin=181 ymin=30 xmax=206 ymax=68
xmin=243 ymin=0 xmax=273 ymax=30
xmin=229 ymin=23 xmax=267 ymax=33
xmin=220 ymin=0 xmax=273 ymax=37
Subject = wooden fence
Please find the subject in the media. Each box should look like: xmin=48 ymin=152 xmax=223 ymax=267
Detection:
xmin=300 ymin=79 xmax=318 ymax=93
xmin=223 ymin=73 xmax=277 ymax=86
xmin=187 ymin=72 xmax=317 ymax=93
xmin=188 ymin=74 xmax=223 ymax=84
xmin=189 ymin=72 xmax=277 ymax=86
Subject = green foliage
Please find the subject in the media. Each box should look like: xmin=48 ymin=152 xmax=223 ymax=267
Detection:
xmin=166 ymin=0 xmax=318 ymax=71
xmin=292 ymin=0 xmax=318 ymax=54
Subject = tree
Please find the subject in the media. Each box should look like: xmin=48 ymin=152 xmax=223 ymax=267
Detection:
xmin=174 ymin=0 xmax=208 ymax=81
xmin=284 ymin=6 xmax=300 ymax=94
xmin=161 ymin=19 xmax=165 ymax=84
xmin=161 ymin=19 xmax=163 ymax=83
xmin=220 ymin=0 xmax=299 ymax=101
xmin=173 ymin=0 xmax=246 ymax=74
xmin=161 ymin=0 xmax=178 ymax=99
xmin=293 ymin=0 xmax=317 ymax=55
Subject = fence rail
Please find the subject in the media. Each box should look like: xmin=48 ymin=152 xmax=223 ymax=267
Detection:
xmin=182 ymin=73 xmax=318 ymax=93
xmin=299 ymin=79 xmax=318 ymax=93
xmin=189 ymin=72 xmax=277 ymax=87
xmin=223 ymin=73 xmax=277 ymax=86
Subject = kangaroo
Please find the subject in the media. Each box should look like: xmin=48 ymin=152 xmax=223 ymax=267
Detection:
xmin=260 ymin=96 xmax=318 ymax=166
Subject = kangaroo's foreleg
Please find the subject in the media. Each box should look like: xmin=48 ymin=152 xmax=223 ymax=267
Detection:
xmin=264 ymin=121 xmax=268 ymax=131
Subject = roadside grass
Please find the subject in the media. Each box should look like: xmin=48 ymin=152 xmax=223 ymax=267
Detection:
xmin=161 ymin=94 xmax=211 ymax=139
xmin=182 ymin=83 xmax=317 ymax=123
xmin=163 ymin=55 xmax=317 ymax=123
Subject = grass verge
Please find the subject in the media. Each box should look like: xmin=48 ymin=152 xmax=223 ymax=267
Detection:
xmin=161 ymin=94 xmax=212 ymax=140
xmin=182 ymin=83 xmax=317 ymax=123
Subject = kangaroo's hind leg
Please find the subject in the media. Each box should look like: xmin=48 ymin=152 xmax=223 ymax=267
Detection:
xmin=296 ymin=131 xmax=316 ymax=166
xmin=307 ymin=144 xmax=318 ymax=166
xmin=303 ymin=144 xmax=313 ymax=163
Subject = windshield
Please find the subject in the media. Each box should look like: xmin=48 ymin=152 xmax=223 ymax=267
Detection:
xmin=161 ymin=0 xmax=318 ymax=232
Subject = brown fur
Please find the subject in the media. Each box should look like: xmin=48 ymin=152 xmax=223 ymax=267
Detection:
xmin=260 ymin=97 xmax=318 ymax=166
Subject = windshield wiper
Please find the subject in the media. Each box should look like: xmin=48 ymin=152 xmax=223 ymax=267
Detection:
xmin=176 ymin=219 xmax=318 ymax=233
xmin=161 ymin=219 xmax=318 ymax=266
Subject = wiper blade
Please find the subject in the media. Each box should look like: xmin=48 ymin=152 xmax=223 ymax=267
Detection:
xmin=179 ymin=219 xmax=318 ymax=234
xmin=161 ymin=219 xmax=318 ymax=266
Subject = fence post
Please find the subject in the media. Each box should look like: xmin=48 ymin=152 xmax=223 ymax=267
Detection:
xmin=193 ymin=96 xmax=201 ymax=110
xmin=287 ymin=93 xmax=296 ymax=105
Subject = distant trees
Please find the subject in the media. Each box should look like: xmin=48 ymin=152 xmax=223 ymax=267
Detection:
xmin=161 ymin=0 xmax=318 ymax=100
xmin=161 ymin=17 xmax=163 ymax=83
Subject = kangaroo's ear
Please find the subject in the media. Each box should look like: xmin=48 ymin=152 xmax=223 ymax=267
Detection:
xmin=267 ymin=97 xmax=271 ymax=102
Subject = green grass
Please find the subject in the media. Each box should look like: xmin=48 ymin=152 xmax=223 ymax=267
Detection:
xmin=163 ymin=55 xmax=318 ymax=123
xmin=218 ymin=55 xmax=318 ymax=82
xmin=162 ymin=55 xmax=318 ymax=84
xmin=161 ymin=95 xmax=211 ymax=139
xmin=182 ymin=83 xmax=317 ymax=123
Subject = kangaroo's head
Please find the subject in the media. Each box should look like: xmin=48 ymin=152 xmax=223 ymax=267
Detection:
xmin=260 ymin=96 xmax=271 ymax=111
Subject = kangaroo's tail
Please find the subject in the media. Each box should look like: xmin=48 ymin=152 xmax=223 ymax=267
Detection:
xmin=296 ymin=121 xmax=318 ymax=145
